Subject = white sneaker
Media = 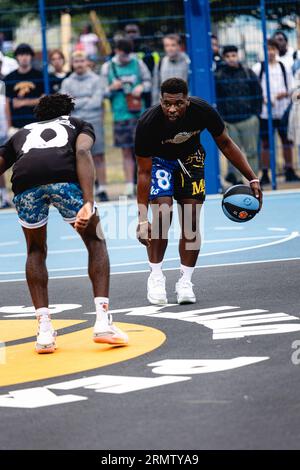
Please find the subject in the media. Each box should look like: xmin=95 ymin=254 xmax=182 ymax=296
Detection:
xmin=93 ymin=313 xmax=128 ymax=345
xmin=35 ymin=319 xmax=57 ymax=354
xmin=147 ymin=273 xmax=168 ymax=305
xmin=175 ymin=278 xmax=196 ymax=304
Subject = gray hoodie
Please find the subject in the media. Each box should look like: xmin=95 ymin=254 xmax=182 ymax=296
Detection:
xmin=152 ymin=52 xmax=190 ymax=104
xmin=60 ymin=70 xmax=104 ymax=123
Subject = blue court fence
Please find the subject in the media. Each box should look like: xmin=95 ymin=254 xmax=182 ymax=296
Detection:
xmin=1 ymin=0 xmax=299 ymax=193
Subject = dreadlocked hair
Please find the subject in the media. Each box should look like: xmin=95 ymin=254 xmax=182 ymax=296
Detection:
xmin=34 ymin=93 xmax=75 ymax=121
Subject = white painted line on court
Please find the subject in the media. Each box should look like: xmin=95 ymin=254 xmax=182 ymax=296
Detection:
xmin=262 ymin=188 xmax=300 ymax=195
xmin=0 ymin=234 xmax=287 ymax=258
xmin=0 ymin=248 xmax=86 ymax=258
xmin=118 ymin=256 xmax=300 ymax=275
xmin=204 ymin=235 xmax=284 ymax=243
xmin=1 ymin=231 xmax=297 ymax=268
xmin=107 ymin=234 xmax=285 ymax=250
xmin=1 ymin=256 xmax=300 ymax=283
xmin=198 ymin=231 xmax=299 ymax=257
xmin=0 ymin=231 xmax=297 ymax=278
xmin=0 ymin=241 xmax=19 ymax=247
xmin=0 ymin=187 xmax=299 ymax=217
xmin=60 ymin=235 xmax=80 ymax=240
xmin=268 ymin=227 xmax=287 ymax=232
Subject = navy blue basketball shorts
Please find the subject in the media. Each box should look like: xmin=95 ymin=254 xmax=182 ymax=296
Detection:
xmin=149 ymin=150 xmax=206 ymax=202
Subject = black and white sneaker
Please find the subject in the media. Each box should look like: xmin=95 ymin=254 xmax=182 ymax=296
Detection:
xmin=285 ymin=168 xmax=300 ymax=182
xmin=96 ymin=191 xmax=109 ymax=202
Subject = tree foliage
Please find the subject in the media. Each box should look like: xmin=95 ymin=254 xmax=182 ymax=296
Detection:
xmin=0 ymin=0 xmax=298 ymax=32
xmin=210 ymin=0 xmax=299 ymax=22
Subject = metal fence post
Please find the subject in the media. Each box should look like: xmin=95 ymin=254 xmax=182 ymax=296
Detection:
xmin=38 ymin=0 xmax=50 ymax=95
xmin=184 ymin=0 xmax=221 ymax=194
xmin=260 ymin=0 xmax=277 ymax=189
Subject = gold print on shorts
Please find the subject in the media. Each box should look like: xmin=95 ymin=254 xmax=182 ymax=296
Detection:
xmin=181 ymin=172 xmax=185 ymax=187
xmin=192 ymin=179 xmax=205 ymax=195
xmin=185 ymin=152 xmax=205 ymax=167
xmin=14 ymin=81 xmax=36 ymax=97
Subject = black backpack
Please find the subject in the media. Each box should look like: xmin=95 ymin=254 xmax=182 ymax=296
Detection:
xmin=258 ymin=60 xmax=288 ymax=91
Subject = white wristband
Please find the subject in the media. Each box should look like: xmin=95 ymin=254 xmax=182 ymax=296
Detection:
xmin=249 ymin=179 xmax=259 ymax=184
xmin=139 ymin=220 xmax=148 ymax=225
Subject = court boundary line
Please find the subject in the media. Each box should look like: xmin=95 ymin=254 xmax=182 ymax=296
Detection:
xmin=0 ymin=187 xmax=299 ymax=216
xmin=1 ymin=256 xmax=300 ymax=283
xmin=0 ymin=231 xmax=297 ymax=275
xmin=0 ymin=233 xmax=289 ymax=259
xmin=0 ymin=189 xmax=299 ymax=283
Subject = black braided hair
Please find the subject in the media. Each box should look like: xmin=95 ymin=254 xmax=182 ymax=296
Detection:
xmin=34 ymin=93 xmax=75 ymax=121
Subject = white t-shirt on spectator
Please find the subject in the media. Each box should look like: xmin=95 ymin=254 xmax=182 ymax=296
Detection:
xmin=0 ymin=53 xmax=18 ymax=77
xmin=0 ymin=80 xmax=7 ymax=139
xmin=252 ymin=60 xmax=294 ymax=120
xmin=288 ymin=69 xmax=300 ymax=145
xmin=276 ymin=47 xmax=295 ymax=74
xmin=79 ymin=33 xmax=99 ymax=57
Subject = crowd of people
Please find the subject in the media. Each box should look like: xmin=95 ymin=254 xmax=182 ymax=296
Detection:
xmin=0 ymin=24 xmax=299 ymax=208
xmin=213 ymin=31 xmax=300 ymax=185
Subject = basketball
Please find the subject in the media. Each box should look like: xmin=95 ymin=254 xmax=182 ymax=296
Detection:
xmin=222 ymin=184 xmax=260 ymax=223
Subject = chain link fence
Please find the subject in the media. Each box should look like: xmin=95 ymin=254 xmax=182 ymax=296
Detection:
xmin=0 ymin=0 xmax=299 ymax=198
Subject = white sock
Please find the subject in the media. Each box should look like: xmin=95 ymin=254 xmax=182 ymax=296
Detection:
xmin=94 ymin=297 xmax=109 ymax=321
xmin=180 ymin=264 xmax=194 ymax=282
xmin=36 ymin=307 xmax=51 ymax=331
xmin=149 ymin=261 xmax=163 ymax=277
xmin=36 ymin=307 xmax=50 ymax=320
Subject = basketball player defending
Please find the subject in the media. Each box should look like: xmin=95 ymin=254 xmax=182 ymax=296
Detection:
xmin=0 ymin=94 xmax=128 ymax=353
xmin=135 ymin=78 xmax=262 ymax=305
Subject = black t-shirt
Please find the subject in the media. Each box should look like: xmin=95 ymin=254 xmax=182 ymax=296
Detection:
xmin=4 ymin=68 xmax=44 ymax=128
xmin=49 ymin=72 xmax=71 ymax=94
xmin=0 ymin=115 xmax=95 ymax=195
xmin=135 ymin=96 xmax=225 ymax=160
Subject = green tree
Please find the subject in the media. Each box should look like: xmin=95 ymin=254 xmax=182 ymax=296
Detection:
xmin=210 ymin=0 xmax=300 ymax=21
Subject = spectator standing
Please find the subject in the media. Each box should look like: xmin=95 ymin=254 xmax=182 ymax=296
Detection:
xmin=124 ymin=23 xmax=159 ymax=108
xmin=79 ymin=25 xmax=99 ymax=62
xmin=293 ymin=52 xmax=300 ymax=76
xmin=4 ymin=43 xmax=44 ymax=130
xmin=61 ymin=51 xmax=108 ymax=202
xmin=101 ymin=38 xmax=151 ymax=197
xmin=253 ymin=38 xmax=299 ymax=184
xmin=49 ymin=50 xmax=70 ymax=93
xmin=272 ymin=31 xmax=295 ymax=74
xmin=152 ymin=34 xmax=190 ymax=105
xmin=288 ymin=69 xmax=300 ymax=146
xmin=215 ymin=45 xmax=263 ymax=183
xmin=211 ymin=34 xmax=222 ymax=71
xmin=0 ymin=65 xmax=11 ymax=208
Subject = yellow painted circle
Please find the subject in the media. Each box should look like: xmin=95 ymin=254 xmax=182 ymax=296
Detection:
xmin=0 ymin=319 xmax=166 ymax=388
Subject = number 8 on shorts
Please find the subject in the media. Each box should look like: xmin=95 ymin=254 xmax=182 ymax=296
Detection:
xmin=156 ymin=169 xmax=171 ymax=190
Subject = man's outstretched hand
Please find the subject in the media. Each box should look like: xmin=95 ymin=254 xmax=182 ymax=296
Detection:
xmin=137 ymin=221 xmax=152 ymax=248
xmin=74 ymin=201 xmax=94 ymax=231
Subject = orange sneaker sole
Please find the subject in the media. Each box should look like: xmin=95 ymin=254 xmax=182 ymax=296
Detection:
xmin=35 ymin=342 xmax=56 ymax=354
xmin=93 ymin=335 xmax=128 ymax=345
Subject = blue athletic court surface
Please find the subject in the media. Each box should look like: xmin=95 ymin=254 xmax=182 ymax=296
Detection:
xmin=0 ymin=190 xmax=299 ymax=283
